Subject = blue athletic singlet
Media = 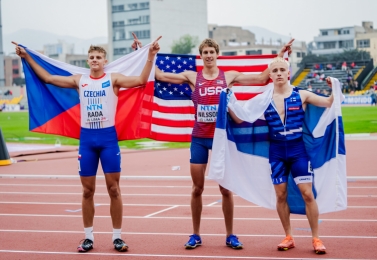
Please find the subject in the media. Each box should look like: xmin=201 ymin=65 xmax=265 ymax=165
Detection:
xmin=264 ymin=87 xmax=312 ymax=185
xmin=264 ymin=87 xmax=305 ymax=141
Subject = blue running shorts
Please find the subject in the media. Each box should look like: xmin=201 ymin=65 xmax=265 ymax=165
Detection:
xmin=269 ymin=138 xmax=313 ymax=185
xmin=190 ymin=137 xmax=213 ymax=164
xmin=78 ymin=126 xmax=121 ymax=177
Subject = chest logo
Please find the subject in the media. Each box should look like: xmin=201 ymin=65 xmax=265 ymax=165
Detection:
xmin=199 ymin=86 xmax=223 ymax=96
xmin=102 ymin=80 xmax=111 ymax=88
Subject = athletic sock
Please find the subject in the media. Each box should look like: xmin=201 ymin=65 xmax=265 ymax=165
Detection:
xmin=112 ymin=228 xmax=122 ymax=242
xmin=84 ymin=227 xmax=94 ymax=242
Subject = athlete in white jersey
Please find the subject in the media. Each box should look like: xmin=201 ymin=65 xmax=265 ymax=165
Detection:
xmin=79 ymin=73 xmax=118 ymax=129
xmin=14 ymin=36 xmax=161 ymax=253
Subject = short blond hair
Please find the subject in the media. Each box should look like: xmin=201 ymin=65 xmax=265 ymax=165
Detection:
xmin=199 ymin=38 xmax=219 ymax=55
xmin=88 ymin=45 xmax=107 ymax=58
xmin=269 ymin=57 xmax=290 ymax=68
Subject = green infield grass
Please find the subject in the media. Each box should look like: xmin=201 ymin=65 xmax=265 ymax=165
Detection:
xmin=0 ymin=111 xmax=190 ymax=149
xmin=341 ymin=106 xmax=377 ymax=134
xmin=0 ymin=107 xmax=376 ymax=148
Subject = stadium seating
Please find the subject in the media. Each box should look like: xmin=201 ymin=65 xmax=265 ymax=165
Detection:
xmin=0 ymin=95 xmax=23 ymax=105
xmin=363 ymin=70 xmax=377 ymax=90
xmin=295 ymin=67 xmax=360 ymax=90
xmin=292 ymin=69 xmax=311 ymax=86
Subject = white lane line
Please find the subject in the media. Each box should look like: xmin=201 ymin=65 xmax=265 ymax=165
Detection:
xmin=0 ymin=192 xmax=222 ymax=197
xmin=0 ymin=249 xmax=365 ymax=259
xmin=1 ymin=191 xmax=375 ymax=198
xmin=348 ymin=187 xmax=377 ymax=189
xmin=0 ymin=202 xmax=376 ymax=209
xmin=0 ymin=184 xmax=213 ymax=188
xmin=1 ymin=183 xmax=376 ymax=189
xmin=0 ymin=201 xmax=375 ymax=210
xmin=144 ymin=205 xmax=179 ymax=218
xmin=0 ymin=229 xmax=376 ymax=239
xmin=1 ymin=174 xmax=376 ymax=181
xmin=0 ymin=214 xmax=376 ymax=222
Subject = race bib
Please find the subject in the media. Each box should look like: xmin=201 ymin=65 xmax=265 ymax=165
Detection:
xmin=85 ymin=103 xmax=109 ymax=123
xmin=197 ymin=104 xmax=218 ymax=123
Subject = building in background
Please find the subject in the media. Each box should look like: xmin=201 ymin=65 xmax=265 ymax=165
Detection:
xmin=4 ymin=55 xmax=23 ymax=86
xmin=311 ymin=21 xmax=377 ymax=64
xmin=209 ymin=25 xmax=307 ymax=75
xmin=107 ymin=0 xmax=208 ymax=61
xmin=354 ymin=22 xmax=377 ymax=66
xmin=43 ymin=40 xmax=102 ymax=68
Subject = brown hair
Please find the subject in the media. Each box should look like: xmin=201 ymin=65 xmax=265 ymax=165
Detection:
xmin=88 ymin=45 xmax=107 ymax=58
xmin=199 ymin=38 xmax=219 ymax=55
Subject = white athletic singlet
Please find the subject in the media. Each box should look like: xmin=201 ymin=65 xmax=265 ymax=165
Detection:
xmin=79 ymin=73 xmax=118 ymax=129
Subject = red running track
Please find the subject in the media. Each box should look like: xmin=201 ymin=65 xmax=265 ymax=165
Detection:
xmin=0 ymin=139 xmax=376 ymax=259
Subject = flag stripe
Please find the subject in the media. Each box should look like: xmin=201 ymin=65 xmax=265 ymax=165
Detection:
xmin=150 ymin=131 xmax=192 ymax=142
xmin=152 ymin=117 xmax=194 ymax=128
xmin=197 ymin=65 xmax=268 ymax=72
xmin=151 ymin=124 xmax=193 ymax=135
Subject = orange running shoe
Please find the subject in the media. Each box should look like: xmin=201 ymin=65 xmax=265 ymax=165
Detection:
xmin=313 ymin=238 xmax=326 ymax=254
xmin=277 ymin=235 xmax=295 ymax=251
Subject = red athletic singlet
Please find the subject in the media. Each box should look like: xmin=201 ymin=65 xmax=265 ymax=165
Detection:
xmin=191 ymin=70 xmax=227 ymax=138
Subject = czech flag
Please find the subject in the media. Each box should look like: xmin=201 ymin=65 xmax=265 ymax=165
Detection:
xmin=21 ymin=44 xmax=155 ymax=141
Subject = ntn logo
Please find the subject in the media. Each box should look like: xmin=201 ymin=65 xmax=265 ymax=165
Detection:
xmin=199 ymin=104 xmax=218 ymax=111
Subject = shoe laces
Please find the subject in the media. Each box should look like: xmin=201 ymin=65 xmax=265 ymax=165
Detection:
xmin=114 ymin=238 xmax=124 ymax=244
xmin=313 ymin=238 xmax=324 ymax=248
xmin=79 ymin=238 xmax=92 ymax=245
xmin=281 ymin=236 xmax=293 ymax=244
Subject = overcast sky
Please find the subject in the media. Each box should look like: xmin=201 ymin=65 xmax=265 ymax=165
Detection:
xmin=3 ymin=0 xmax=377 ymax=42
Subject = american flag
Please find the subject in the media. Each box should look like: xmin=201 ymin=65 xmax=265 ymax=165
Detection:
xmin=150 ymin=53 xmax=278 ymax=142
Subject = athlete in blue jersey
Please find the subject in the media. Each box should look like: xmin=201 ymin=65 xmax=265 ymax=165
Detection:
xmin=14 ymin=38 xmax=161 ymax=253
xmin=229 ymin=57 xmax=333 ymax=254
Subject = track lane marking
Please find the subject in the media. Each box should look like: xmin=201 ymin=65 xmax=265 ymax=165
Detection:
xmin=0 ymin=202 xmax=376 ymax=208
xmin=1 ymin=192 xmax=376 ymax=198
xmin=144 ymin=205 xmax=179 ymax=217
xmin=0 ymin=214 xmax=376 ymax=222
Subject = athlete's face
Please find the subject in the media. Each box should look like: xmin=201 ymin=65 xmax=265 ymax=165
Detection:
xmin=269 ymin=62 xmax=290 ymax=85
xmin=87 ymin=51 xmax=107 ymax=71
xmin=200 ymin=46 xmax=219 ymax=68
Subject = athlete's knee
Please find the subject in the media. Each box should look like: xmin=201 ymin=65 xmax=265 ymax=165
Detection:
xmin=301 ymin=188 xmax=315 ymax=203
xmin=107 ymin=184 xmax=121 ymax=198
xmin=82 ymin=186 xmax=95 ymax=199
xmin=219 ymin=186 xmax=232 ymax=197
xmin=192 ymin=185 xmax=204 ymax=197
xmin=275 ymin=189 xmax=288 ymax=203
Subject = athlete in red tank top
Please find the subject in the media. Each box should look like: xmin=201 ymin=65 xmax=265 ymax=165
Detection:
xmin=191 ymin=70 xmax=228 ymax=138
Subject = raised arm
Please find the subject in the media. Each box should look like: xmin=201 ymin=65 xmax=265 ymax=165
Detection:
xmin=155 ymin=66 xmax=193 ymax=85
xmin=13 ymin=42 xmax=79 ymax=89
xmin=130 ymin=33 xmax=194 ymax=86
xmin=230 ymin=39 xmax=295 ymax=86
xmin=301 ymin=77 xmax=334 ymax=107
xmin=113 ymin=36 xmax=161 ymax=89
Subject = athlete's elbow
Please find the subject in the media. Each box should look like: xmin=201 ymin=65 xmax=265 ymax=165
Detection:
xmin=44 ymin=75 xmax=55 ymax=84
xmin=257 ymin=74 xmax=269 ymax=85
